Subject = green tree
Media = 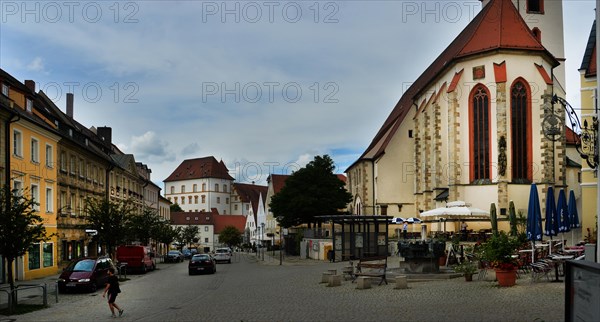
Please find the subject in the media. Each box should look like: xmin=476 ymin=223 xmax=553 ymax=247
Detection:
xmin=127 ymin=208 xmax=162 ymax=245
xmin=170 ymin=203 xmax=183 ymax=212
xmin=179 ymin=225 xmax=199 ymax=248
xmin=0 ymin=186 xmax=51 ymax=307
xmin=219 ymin=226 xmax=242 ymax=247
xmin=85 ymin=197 xmax=135 ymax=259
xmin=270 ymin=155 xmax=352 ymax=228
xmin=155 ymin=222 xmax=179 ymax=254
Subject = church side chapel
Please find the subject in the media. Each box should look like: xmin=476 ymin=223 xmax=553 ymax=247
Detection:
xmin=346 ymin=0 xmax=575 ymax=233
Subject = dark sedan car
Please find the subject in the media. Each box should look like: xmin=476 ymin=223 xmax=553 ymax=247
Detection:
xmin=165 ymin=250 xmax=184 ymax=263
xmin=57 ymin=256 xmax=116 ymax=293
xmin=188 ymin=254 xmax=216 ymax=275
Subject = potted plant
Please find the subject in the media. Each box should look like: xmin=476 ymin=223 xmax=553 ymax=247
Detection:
xmin=452 ymin=260 xmax=478 ymax=281
xmin=477 ymin=231 xmax=521 ymax=287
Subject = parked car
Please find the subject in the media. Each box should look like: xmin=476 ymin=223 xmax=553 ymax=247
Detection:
xmin=182 ymin=249 xmax=192 ymax=259
xmin=165 ymin=250 xmax=184 ymax=263
xmin=57 ymin=256 xmax=116 ymax=293
xmin=188 ymin=254 xmax=216 ymax=275
xmin=116 ymin=245 xmax=156 ymax=273
xmin=213 ymin=248 xmax=232 ymax=263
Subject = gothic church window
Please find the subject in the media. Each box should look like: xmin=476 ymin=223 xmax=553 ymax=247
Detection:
xmin=470 ymin=85 xmax=491 ymax=183
xmin=511 ymin=79 xmax=532 ymax=183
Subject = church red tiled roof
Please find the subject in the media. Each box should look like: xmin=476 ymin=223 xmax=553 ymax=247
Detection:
xmin=350 ymin=0 xmax=559 ymax=170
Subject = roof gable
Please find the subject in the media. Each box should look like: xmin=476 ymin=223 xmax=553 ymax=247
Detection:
xmin=580 ymin=20 xmax=596 ymax=77
xmin=352 ymin=0 xmax=558 ymax=169
xmin=164 ymin=156 xmax=234 ymax=182
xmin=233 ymin=183 xmax=267 ymax=214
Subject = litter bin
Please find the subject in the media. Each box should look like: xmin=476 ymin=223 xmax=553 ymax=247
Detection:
xmin=327 ymin=249 xmax=334 ymax=262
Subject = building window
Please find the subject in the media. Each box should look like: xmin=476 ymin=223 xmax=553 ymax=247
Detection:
xmin=234 ymin=204 xmax=238 ymax=211
xmin=31 ymin=138 xmax=39 ymax=163
xmin=511 ymin=79 xmax=532 ymax=183
xmin=79 ymin=159 xmax=84 ymax=178
xmin=215 ymin=184 xmax=219 ymax=191
xmin=13 ymin=129 xmax=22 ymax=157
xmin=13 ymin=180 xmax=23 ymax=196
xmin=469 ymin=84 xmax=491 ymax=183
xmin=188 ymin=196 xmax=192 ymax=204
xmin=28 ymin=244 xmax=41 ymax=270
xmin=205 ymin=226 xmax=209 ymax=232
xmin=217 ymin=197 xmax=220 ymax=204
xmin=174 ymin=197 xmax=178 ymax=204
xmin=526 ymin=0 xmax=544 ymax=14
xmin=45 ymin=144 xmax=53 ymax=168
xmin=31 ymin=183 xmax=39 ymax=211
xmin=70 ymin=193 xmax=75 ymax=215
xmin=194 ymin=196 xmax=198 ymax=204
xmin=46 ymin=187 xmax=53 ymax=213
xmin=43 ymin=243 xmax=54 ymax=267
xmin=181 ymin=197 xmax=185 ymax=205
xmin=226 ymin=198 xmax=229 ymax=204
xmin=26 ymin=98 xmax=33 ymax=112
xmin=532 ymin=27 xmax=541 ymax=42
xmin=201 ymin=195 xmax=206 ymax=203
xmin=1 ymin=83 xmax=8 ymax=96
xmin=223 ymin=185 xmax=228 ymax=193
xmin=181 ymin=185 xmax=185 ymax=193
xmin=193 ymin=184 xmax=197 ymax=192
xmin=170 ymin=186 xmax=175 ymax=194
xmin=70 ymin=155 xmax=76 ymax=174
xmin=205 ymin=238 xmax=209 ymax=243
xmin=60 ymin=151 xmax=67 ymax=171
xmin=202 ymin=183 xmax=206 ymax=191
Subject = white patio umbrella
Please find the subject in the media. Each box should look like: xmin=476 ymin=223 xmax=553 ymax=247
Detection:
xmin=420 ymin=201 xmax=490 ymax=219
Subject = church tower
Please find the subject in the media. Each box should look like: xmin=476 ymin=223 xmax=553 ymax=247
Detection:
xmin=481 ymin=0 xmax=566 ymax=90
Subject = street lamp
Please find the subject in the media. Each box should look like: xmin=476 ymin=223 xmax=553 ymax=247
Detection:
xmin=260 ymin=223 xmax=265 ymax=261
xmin=277 ymin=216 xmax=283 ymax=265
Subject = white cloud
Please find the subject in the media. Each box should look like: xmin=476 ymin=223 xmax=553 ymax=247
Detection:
xmin=26 ymin=57 xmax=45 ymax=72
xmin=129 ymin=131 xmax=173 ymax=162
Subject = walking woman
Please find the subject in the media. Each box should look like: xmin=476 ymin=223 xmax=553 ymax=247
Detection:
xmin=102 ymin=267 xmax=124 ymax=318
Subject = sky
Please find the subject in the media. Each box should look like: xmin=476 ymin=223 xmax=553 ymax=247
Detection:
xmin=0 ymin=0 xmax=596 ymax=189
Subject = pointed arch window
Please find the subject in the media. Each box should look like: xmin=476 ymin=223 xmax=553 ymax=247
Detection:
xmin=510 ymin=79 xmax=532 ymax=183
xmin=469 ymin=85 xmax=491 ymax=183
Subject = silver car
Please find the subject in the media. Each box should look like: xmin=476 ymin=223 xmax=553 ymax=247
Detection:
xmin=213 ymin=248 xmax=232 ymax=263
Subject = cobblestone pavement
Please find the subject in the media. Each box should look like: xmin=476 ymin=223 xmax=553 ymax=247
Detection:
xmin=1 ymin=252 xmax=565 ymax=322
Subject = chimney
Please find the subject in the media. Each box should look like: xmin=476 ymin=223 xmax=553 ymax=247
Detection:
xmin=66 ymin=93 xmax=74 ymax=118
xmin=97 ymin=126 xmax=112 ymax=145
xmin=24 ymin=80 xmax=35 ymax=92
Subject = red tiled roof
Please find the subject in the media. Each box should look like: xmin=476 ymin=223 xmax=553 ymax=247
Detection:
xmin=336 ymin=174 xmax=347 ymax=183
xmin=233 ymin=183 xmax=267 ymax=215
xmin=164 ymin=156 xmax=234 ymax=182
xmin=170 ymin=209 xmax=217 ymax=225
xmin=535 ymin=64 xmax=552 ymax=85
xmin=213 ymin=214 xmax=247 ymax=234
xmin=565 ymin=127 xmax=579 ymax=145
xmin=349 ymin=0 xmax=559 ymax=171
xmin=269 ymin=174 xmax=290 ymax=194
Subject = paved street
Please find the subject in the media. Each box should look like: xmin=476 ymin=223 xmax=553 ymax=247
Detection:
xmin=2 ymin=252 xmax=565 ymax=322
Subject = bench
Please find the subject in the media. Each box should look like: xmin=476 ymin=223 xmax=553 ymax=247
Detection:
xmin=352 ymin=256 xmax=388 ymax=285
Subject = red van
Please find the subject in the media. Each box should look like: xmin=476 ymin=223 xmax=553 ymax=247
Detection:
xmin=116 ymin=245 xmax=156 ymax=273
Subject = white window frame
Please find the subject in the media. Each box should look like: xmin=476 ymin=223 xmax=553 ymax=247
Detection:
xmin=46 ymin=187 xmax=53 ymax=213
xmin=31 ymin=183 xmax=39 ymax=211
xmin=31 ymin=137 xmax=39 ymax=163
xmin=45 ymin=144 xmax=53 ymax=168
xmin=1 ymin=83 xmax=8 ymax=96
xmin=13 ymin=180 xmax=23 ymax=196
xmin=13 ymin=129 xmax=22 ymax=157
xmin=26 ymin=98 xmax=33 ymax=112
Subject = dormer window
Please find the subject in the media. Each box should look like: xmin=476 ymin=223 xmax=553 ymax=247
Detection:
xmin=1 ymin=83 xmax=8 ymax=96
xmin=26 ymin=98 xmax=33 ymax=112
xmin=526 ymin=0 xmax=543 ymax=14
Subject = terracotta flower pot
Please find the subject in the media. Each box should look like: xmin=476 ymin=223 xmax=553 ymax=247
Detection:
xmin=495 ymin=269 xmax=517 ymax=287
xmin=464 ymin=273 xmax=473 ymax=282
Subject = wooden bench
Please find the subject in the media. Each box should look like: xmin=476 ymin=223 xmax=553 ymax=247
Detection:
xmin=352 ymin=256 xmax=388 ymax=285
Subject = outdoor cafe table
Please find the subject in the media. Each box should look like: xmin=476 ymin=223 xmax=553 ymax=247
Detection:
xmin=548 ymin=254 xmax=574 ymax=282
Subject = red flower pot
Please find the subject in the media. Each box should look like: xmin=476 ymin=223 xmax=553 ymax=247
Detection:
xmin=495 ymin=269 xmax=517 ymax=287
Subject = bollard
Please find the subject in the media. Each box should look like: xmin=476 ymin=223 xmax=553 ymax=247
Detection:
xmin=55 ymin=281 xmax=59 ymax=303
xmin=394 ymin=275 xmax=408 ymax=289
xmin=43 ymin=283 xmax=48 ymax=306
xmin=356 ymin=276 xmax=371 ymax=289
xmin=328 ymin=275 xmax=342 ymax=287
xmin=321 ymin=272 xmax=333 ymax=283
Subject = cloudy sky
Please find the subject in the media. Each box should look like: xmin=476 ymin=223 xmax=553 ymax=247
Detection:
xmin=0 ymin=0 xmax=596 ymax=188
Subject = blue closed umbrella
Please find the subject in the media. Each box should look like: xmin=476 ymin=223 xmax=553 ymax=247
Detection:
xmin=526 ymin=184 xmax=543 ymax=242
xmin=544 ymin=187 xmax=558 ymax=254
xmin=557 ymin=189 xmax=570 ymax=251
xmin=568 ymin=190 xmax=580 ymax=246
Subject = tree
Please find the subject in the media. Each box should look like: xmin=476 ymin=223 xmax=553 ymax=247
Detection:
xmin=219 ymin=226 xmax=242 ymax=247
xmin=85 ymin=197 xmax=135 ymax=259
xmin=0 ymin=186 xmax=51 ymax=307
xmin=270 ymin=155 xmax=352 ymax=228
xmin=179 ymin=225 xmax=199 ymax=248
xmin=170 ymin=203 xmax=183 ymax=212
xmin=127 ymin=208 xmax=162 ymax=245
xmin=155 ymin=222 xmax=179 ymax=254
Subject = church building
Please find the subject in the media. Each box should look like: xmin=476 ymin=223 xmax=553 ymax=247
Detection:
xmin=346 ymin=0 xmax=578 ymax=229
